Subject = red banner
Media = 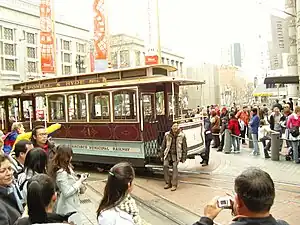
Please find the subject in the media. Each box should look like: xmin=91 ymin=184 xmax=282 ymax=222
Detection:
xmin=90 ymin=52 xmax=95 ymax=72
xmin=145 ymin=55 xmax=158 ymax=65
xmin=40 ymin=0 xmax=55 ymax=74
xmin=93 ymin=0 xmax=107 ymax=60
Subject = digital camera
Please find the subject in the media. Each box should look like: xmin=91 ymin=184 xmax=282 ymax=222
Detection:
xmin=217 ymin=196 xmax=233 ymax=209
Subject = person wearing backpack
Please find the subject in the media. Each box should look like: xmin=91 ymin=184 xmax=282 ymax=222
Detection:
xmin=17 ymin=148 xmax=48 ymax=202
xmin=286 ymin=106 xmax=300 ymax=163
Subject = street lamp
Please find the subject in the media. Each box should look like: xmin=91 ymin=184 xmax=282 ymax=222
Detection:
xmin=75 ymin=55 xmax=84 ymax=73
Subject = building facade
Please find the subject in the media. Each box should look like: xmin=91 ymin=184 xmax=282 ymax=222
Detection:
xmin=0 ymin=0 xmax=92 ymax=92
xmin=185 ymin=63 xmax=220 ymax=108
xmin=110 ymin=34 xmax=184 ymax=77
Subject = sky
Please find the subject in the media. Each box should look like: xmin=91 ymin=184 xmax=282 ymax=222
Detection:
xmin=31 ymin=0 xmax=285 ymax=67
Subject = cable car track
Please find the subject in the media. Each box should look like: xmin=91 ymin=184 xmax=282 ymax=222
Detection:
xmin=86 ymin=182 xmax=203 ymax=225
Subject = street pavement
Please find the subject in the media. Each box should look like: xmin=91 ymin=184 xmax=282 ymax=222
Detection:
xmin=178 ymin=142 xmax=300 ymax=185
xmin=78 ymin=143 xmax=300 ymax=225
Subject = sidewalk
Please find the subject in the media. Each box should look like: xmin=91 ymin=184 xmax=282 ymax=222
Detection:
xmin=177 ymin=143 xmax=300 ymax=184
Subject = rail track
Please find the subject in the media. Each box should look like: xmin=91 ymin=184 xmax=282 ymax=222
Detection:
xmin=86 ymin=182 xmax=204 ymax=225
xmin=78 ymin=165 xmax=300 ymax=225
xmin=137 ymin=171 xmax=300 ymax=199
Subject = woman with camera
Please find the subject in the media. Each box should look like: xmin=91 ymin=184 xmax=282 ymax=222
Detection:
xmin=97 ymin=162 xmax=149 ymax=225
xmin=48 ymin=145 xmax=88 ymax=225
xmin=14 ymin=173 xmax=75 ymax=225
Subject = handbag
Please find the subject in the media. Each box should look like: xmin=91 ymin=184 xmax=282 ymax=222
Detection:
xmin=290 ymin=126 xmax=299 ymax=137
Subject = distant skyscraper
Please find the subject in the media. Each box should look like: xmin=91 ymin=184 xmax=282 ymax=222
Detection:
xmin=220 ymin=43 xmax=245 ymax=67
xmin=232 ymin=43 xmax=242 ymax=67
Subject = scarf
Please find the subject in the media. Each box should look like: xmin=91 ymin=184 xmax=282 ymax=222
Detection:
xmin=7 ymin=184 xmax=24 ymax=213
xmin=117 ymin=194 xmax=151 ymax=225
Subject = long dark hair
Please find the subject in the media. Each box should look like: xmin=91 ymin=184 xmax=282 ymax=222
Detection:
xmin=27 ymin=174 xmax=55 ymax=223
xmin=96 ymin=162 xmax=135 ymax=217
xmin=48 ymin=145 xmax=73 ymax=180
xmin=24 ymin=147 xmax=48 ymax=174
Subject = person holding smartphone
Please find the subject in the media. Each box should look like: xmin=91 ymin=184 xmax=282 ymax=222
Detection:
xmin=192 ymin=168 xmax=289 ymax=225
xmin=48 ymin=145 xmax=88 ymax=225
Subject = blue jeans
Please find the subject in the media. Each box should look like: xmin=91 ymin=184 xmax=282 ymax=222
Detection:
xmin=231 ymin=136 xmax=240 ymax=151
xmin=251 ymin=133 xmax=260 ymax=154
xmin=291 ymin=141 xmax=300 ymax=163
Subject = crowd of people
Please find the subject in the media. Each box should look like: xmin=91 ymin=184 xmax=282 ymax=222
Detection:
xmin=200 ymin=98 xmax=300 ymax=165
xmin=0 ymin=107 xmax=293 ymax=225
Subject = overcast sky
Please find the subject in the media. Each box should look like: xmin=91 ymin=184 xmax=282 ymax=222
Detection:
xmin=30 ymin=0 xmax=284 ymax=67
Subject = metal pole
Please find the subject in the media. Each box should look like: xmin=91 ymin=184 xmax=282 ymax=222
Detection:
xmin=29 ymin=106 xmax=32 ymax=130
xmin=271 ymin=131 xmax=280 ymax=161
xmin=51 ymin=0 xmax=57 ymax=74
xmin=156 ymin=0 xmax=162 ymax=63
xmin=223 ymin=129 xmax=232 ymax=153
xmin=1 ymin=108 xmax=4 ymax=130
xmin=172 ymin=81 xmax=175 ymax=121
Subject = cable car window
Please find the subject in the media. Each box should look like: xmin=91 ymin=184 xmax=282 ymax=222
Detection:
xmin=142 ymin=94 xmax=155 ymax=122
xmin=0 ymin=101 xmax=6 ymax=130
xmin=48 ymin=95 xmax=65 ymax=122
xmin=89 ymin=92 xmax=110 ymax=121
xmin=8 ymin=98 xmax=19 ymax=123
xmin=168 ymin=94 xmax=179 ymax=118
xmin=113 ymin=90 xmax=137 ymax=121
xmin=22 ymin=100 xmax=33 ymax=121
xmin=35 ymin=96 xmax=45 ymax=121
xmin=156 ymin=92 xmax=165 ymax=115
xmin=67 ymin=93 xmax=87 ymax=121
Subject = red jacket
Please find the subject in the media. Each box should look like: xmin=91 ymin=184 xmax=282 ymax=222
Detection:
xmin=228 ymin=118 xmax=241 ymax=136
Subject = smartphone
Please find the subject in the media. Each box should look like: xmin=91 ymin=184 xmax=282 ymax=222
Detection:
xmin=217 ymin=196 xmax=233 ymax=209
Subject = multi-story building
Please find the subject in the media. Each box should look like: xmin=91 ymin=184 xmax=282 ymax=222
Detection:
xmin=0 ymin=0 xmax=92 ymax=92
xmin=185 ymin=63 xmax=220 ymax=108
xmin=220 ymin=43 xmax=245 ymax=67
xmin=109 ymin=34 xmax=184 ymax=77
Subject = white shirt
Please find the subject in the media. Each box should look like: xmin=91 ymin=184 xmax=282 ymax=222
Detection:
xmin=98 ymin=207 xmax=136 ymax=225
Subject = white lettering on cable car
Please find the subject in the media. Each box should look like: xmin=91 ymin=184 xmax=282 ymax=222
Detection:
xmin=70 ymin=144 xmax=139 ymax=152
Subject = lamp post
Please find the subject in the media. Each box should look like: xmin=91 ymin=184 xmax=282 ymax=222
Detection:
xmin=75 ymin=55 xmax=84 ymax=73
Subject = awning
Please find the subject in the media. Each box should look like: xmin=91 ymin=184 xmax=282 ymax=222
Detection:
xmin=264 ymin=76 xmax=299 ymax=84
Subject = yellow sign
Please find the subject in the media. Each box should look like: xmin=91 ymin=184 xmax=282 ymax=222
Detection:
xmin=253 ymin=93 xmax=273 ymax=97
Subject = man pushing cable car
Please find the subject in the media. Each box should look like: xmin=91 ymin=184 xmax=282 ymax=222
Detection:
xmin=161 ymin=123 xmax=187 ymax=191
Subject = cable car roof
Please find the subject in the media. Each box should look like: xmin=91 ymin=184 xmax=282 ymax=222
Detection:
xmin=0 ymin=75 xmax=204 ymax=97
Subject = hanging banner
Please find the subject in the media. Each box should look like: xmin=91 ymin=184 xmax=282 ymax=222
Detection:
xmin=90 ymin=52 xmax=95 ymax=72
xmin=93 ymin=0 xmax=108 ymax=71
xmin=40 ymin=0 xmax=56 ymax=74
xmin=145 ymin=0 xmax=159 ymax=65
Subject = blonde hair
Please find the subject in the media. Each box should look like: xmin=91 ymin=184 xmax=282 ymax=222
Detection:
xmin=11 ymin=122 xmax=23 ymax=132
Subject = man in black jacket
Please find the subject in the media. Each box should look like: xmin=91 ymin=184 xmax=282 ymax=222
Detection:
xmin=193 ymin=168 xmax=289 ymax=225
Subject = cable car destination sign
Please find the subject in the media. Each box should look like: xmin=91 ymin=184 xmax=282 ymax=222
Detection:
xmin=15 ymin=77 xmax=107 ymax=91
